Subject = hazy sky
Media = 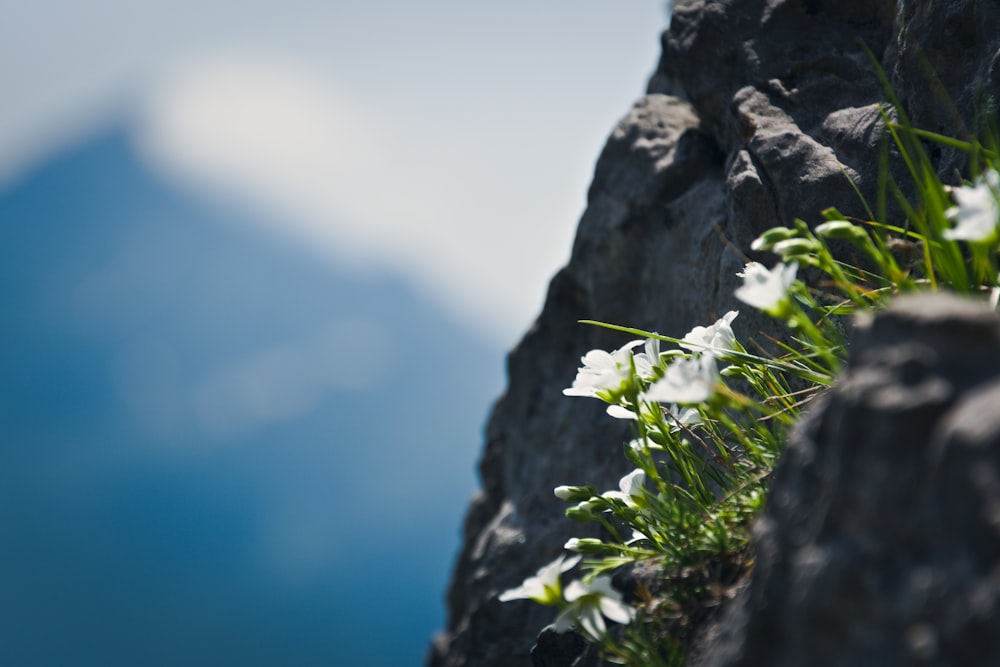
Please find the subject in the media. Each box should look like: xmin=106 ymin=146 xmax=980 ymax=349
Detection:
xmin=2 ymin=5 xmax=675 ymax=663
xmin=2 ymin=1 xmax=669 ymax=346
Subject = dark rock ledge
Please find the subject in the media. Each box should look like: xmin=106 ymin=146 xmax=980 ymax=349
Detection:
xmin=690 ymin=293 xmax=1000 ymax=666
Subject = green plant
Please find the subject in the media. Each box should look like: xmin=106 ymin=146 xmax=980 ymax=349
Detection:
xmin=499 ymin=104 xmax=1000 ymax=665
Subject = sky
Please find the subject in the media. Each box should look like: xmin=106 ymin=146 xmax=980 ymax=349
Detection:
xmin=1 ymin=2 xmax=671 ymax=664
xmin=1 ymin=124 xmax=514 ymax=664
xmin=2 ymin=1 xmax=670 ymax=347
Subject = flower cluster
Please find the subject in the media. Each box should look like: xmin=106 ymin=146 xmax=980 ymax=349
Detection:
xmin=563 ymin=310 xmax=742 ymax=415
xmin=498 ymin=554 xmax=635 ymax=641
xmin=562 ymin=340 xmax=645 ymax=401
xmin=498 ymin=554 xmax=580 ymax=606
xmin=500 ymin=95 xmax=1000 ymax=664
xmin=502 ymin=252 xmax=836 ymax=660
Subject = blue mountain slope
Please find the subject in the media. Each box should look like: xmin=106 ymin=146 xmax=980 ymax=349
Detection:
xmin=0 ymin=127 xmax=504 ymax=666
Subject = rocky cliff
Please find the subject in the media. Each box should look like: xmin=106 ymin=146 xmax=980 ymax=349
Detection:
xmin=429 ymin=1 xmax=1000 ymax=665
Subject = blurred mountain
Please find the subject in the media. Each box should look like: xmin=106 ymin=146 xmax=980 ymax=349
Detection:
xmin=0 ymin=125 xmax=504 ymax=666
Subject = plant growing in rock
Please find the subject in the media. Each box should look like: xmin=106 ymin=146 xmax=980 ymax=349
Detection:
xmin=499 ymin=110 xmax=1000 ymax=665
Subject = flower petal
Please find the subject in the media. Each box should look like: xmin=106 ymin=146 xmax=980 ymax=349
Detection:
xmin=645 ymin=355 xmax=717 ymax=404
xmin=599 ymin=597 xmax=636 ymax=625
xmin=681 ymin=311 xmax=739 ymax=355
xmin=944 ymin=171 xmax=1000 ymax=242
xmin=735 ymin=262 xmax=796 ymax=315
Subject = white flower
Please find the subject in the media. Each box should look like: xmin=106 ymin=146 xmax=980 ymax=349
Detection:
xmin=605 ymin=396 xmax=660 ymax=422
xmin=631 ymin=338 xmax=661 ymax=380
xmin=734 ymin=262 xmax=797 ymax=315
xmin=553 ymin=576 xmax=636 ymax=638
xmin=666 ymin=403 xmax=702 ymax=432
xmin=601 ymin=468 xmax=645 ymax=508
xmin=681 ymin=311 xmax=739 ymax=356
xmin=645 ymin=354 xmax=718 ymax=404
xmin=606 ymin=404 xmax=638 ymax=420
xmin=562 ymin=340 xmax=644 ymax=399
xmin=627 ymin=438 xmax=663 ymax=453
xmin=498 ymin=555 xmax=581 ymax=605
xmin=944 ymin=170 xmax=1000 ymax=243
xmin=627 ymin=528 xmax=650 ymax=545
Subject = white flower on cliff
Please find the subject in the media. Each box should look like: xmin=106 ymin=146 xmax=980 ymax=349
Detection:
xmin=553 ymin=576 xmax=636 ymax=638
xmin=944 ymin=170 xmax=1000 ymax=243
xmin=562 ymin=340 xmax=644 ymax=399
xmin=645 ymin=354 xmax=718 ymax=404
xmin=631 ymin=338 xmax=662 ymax=380
xmin=666 ymin=403 xmax=702 ymax=431
xmin=601 ymin=468 xmax=646 ymax=508
xmin=498 ymin=554 xmax=581 ymax=605
xmin=605 ymin=395 xmax=662 ymax=421
xmin=681 ymin=311 xmax=739 ymax=356
xmin=734 ymin=262 xmax=797 ymax=316
xmin=628 ymin=437 xmax=664 ymax=453
xmin=606 ymin=403 xmax=638 ymax=420
xmin=627 ymin=527 xmax=651 ymax=545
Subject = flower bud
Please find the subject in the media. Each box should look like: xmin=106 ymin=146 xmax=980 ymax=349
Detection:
xmin=554 ymin=485 xmax=595 ymax=503
xmin=719 ymin=364 xmax=745 ymax=378
xmin=564 ymin=537 xmax=605 ymax=553
xmin=644 ymin=431 xmax=668 ymax=450
xmin=565 ymin=504 xmax=593 ymax=522
xmin=814 ymin=219 xmax=857 ymax=238
xmin=750 ymin=226 xmax=796 ymax=251
xmin=772 ymin=238 xmax=819 ymax=258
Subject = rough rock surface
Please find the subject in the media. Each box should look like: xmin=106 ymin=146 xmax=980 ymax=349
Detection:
xmin=887 ymin=0 xmax=1000 ymax=175
xmin=429 ymin=1 xmax=1000 ymax=665
xmin=690 ymin=294 xmax=1000 ymax=666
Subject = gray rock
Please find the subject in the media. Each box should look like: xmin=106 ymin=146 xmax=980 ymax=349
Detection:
xmin=530 ymin=627 xmax=595 ymax=667
xmin=886 ymin=0 xmax=1000 ymax=176
xmin=430 ymin=1 xmax=1000 ymax=664
xmin=690 ymin=294 xmax=1000 ymax=666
